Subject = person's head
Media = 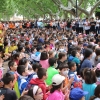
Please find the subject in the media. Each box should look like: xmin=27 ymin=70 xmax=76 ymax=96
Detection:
xmin=76 ymin=46 xmax=81 ymax=53
xmin=31 ymin=47 xmax=36 ymax=53
xmin=40 ymin=51 xmax=48 ymax=60
xmin=12 ymin=52 xmax=21 ymax=60
xmin=69 ymin=88 xmax=88 ymax=100
xmin=95 ymin=48 xmax=100 ymax=61
xmin=11 ymin=41 xmax=15 ymax=46
xmin=78 ymin=41 xmax=83 ymax=48
xmin=95 ymin=68 xmax=100 ymax=78
xmin=58 ymin=53 xmax=67 ymax=61
xmin=19 ymin=95 xmax=34 ymax=100
xmin=71 ymin=50 xmax=78 ymax=57
xmin=37 ymin=68 xmax=47 ymax=80
xmin=2 ymin=73 xmax=14 ymax=88
xmin=49 ymin=57 xmax=57 ymax=67
xmin=19 ymin=58 xmax=29 ymax=67
xmin=50 ymin=74 xmax=65 ymax=93
xmin=83 ymin=48 xmax=93 ymax=59
xmin=28 ymin=85 xmax=43 ymax=100
xmin=25 ymin=42 xmax=30 ymax=48
xmin=36 ymin=46 xmax=43 ymax=52
xmin=48 ymin=51 xmax=54 ymax=58
xmin=83 ymin=43 xmax=88 ymax=49
xmin=17 ymin=65 xmax=29 ymax=76
xmin=32 ymin=63 xmax=42 ymax=72
xmin=18 ymin=45 xmax=25 ymax=52
xmin=83 ymin=68 xmax=97 ymax=84
xmin=8 ymin=61 xmax=18 ymax=71
xmin=90 ymin=84 xmax=100 ymax=100
xmin=69 ymin=62 xmax=76 ymax=71
xmin=59 ymin=63 xmax=69 ymax=76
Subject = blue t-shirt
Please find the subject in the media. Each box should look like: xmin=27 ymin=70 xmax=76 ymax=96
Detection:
xmin=83 ymin=83 xmax=97 ymax=100
xmin=81 ymin=59 xmax=92 ymax=69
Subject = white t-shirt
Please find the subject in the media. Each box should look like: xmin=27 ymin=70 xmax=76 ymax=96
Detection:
xmin=96 ymin=20 xmax=100 ymax=27
xmin=84 ymin=21 xmax=90 ymax=30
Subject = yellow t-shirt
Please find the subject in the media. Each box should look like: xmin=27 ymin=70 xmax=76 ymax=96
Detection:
xmin=5 ymin=46 xmax=9 ymax=54
xmin=9 ymin=46 xmax=18 ymax=53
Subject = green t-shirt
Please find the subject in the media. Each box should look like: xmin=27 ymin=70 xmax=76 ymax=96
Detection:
xmin=45 ymin=66 xmax=59 ymax=85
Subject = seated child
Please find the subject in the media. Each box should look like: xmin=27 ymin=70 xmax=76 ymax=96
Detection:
xmin=17 ymin=65 xmax=30 ymax=94
xmin=29 ymin=68 xmax=48 ymax=100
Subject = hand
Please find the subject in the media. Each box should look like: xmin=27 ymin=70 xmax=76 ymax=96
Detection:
xmin=21 ymin=89 xmax=28 ymax=96
xmin=69 ymin=78 xmax=74 ymax=84
xmin=0 ymin=95 xmax=4 ymax=100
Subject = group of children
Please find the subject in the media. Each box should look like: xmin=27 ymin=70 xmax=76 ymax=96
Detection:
xmin=0 ymin=20 xmax=100 ymax=100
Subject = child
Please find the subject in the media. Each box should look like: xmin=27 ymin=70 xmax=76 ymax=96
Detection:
xmin=31 ymin=46 xmax=43 ymax=63
xmin=1 ymin=73 xmax=17 ymax=100
xmin=69 ymin=88 xmax=88 ymax=100
xmin=47 ymin=74 xmax=68 ymax=100
xmin=83 ymin=68 xmax=97 ymax=100
xmin=40 ymin=51 xmax=49 ymax=69
xmin=32 ymin=63 xmax=42 ymax=79
xmin=95 ymin=63 xmax=100 ymax=84
xmin=27 ymin=85 xmax=43 ymax=100
xmin=17 ymin=65 xmax=29 ymax=94
xmin=45 ymin=58 xmax=59 ymax=85
xmin=29 ymin=68 xmax=48 ymax=100
xmin=90 ymin=84 xmax=100 ymax=100
xmin=68 ymin=62 xmax=80 ymax=82
xmin=8 ymin=61 xmax=18 ymax=86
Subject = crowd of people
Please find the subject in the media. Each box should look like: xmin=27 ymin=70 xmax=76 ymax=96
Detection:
xmin=0 ymin=17 xmax=100 ymax=100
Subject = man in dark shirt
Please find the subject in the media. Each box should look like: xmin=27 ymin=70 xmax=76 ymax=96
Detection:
xmin=0 ymin=73 xmax=17 ymax=100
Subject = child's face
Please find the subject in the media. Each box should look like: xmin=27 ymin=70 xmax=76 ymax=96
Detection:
xmin=23 ymin=67 xmax=29 ymax=76
xmin=72 ymin=64 xmax=76 ymax=71
xmin=10 ymin=62 xmax=18 ymax=71
xmin=35 ymin=88 xmax=43 ymax=100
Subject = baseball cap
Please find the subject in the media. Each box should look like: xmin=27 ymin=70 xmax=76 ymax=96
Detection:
xmin=69 ymin=88 xmax=88 ymax=100
xmin=83 ymin=43 xmax=88 ymax=47
xmin=38 ymin=38 xmax=44 ymax=43
xmin=52 ymin=74 xmax=65 ymax=86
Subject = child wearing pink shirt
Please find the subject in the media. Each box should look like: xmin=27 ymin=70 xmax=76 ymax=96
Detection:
xmin=47 ymin=74 xmax=67 ymax=100
xmin=40 ymin=51 xmax=49 ymax=69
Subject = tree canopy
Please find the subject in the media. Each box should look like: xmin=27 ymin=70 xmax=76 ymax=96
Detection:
xmin=0 ymin=0 xmax=100 ymax=20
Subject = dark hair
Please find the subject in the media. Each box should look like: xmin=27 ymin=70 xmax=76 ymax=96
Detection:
xmin=8 ymin=61 xmax=15 ymax=70
xmin=31 ymin=47 xmax=35 ymax=52
xmin=87 ymin=44 xmax=93 ymax=49
xmin=90 ymin=85 xmax=100 ymax=100
xmin=59 ymin=63 xmax=68 ymax=71
xmin=19 ymin=58 xmax=28 ymax=65
xmin=40 ymin=51 xmax=48 ymax=60
xmin=50 ymin=83 xmax=62 ymax=93
xmin=95 ymin=68 xmax=100 ymax=77
xmin=32 ymin=63 xmax=42 ymax=71
xmin=83 ymin=48 xmax=93 ymax=58
xmin=19 ymin=95 xmax=34 ymax=100
xmin=25 ymin=42 xmax=29 ymax=46
xmin=84 ymin=68 xmax=97 ymax=84
xmin=49 ymin=58 xmax=57 ymax=66
xmin=58 ymin=53 xmax=66 ymax=60
xmin=18 ymin=45 xmax=25 ymax=52
xmin=95 ymin=48 xmax=100 ymax=61
xmin=37 ymin=68 xmax=46 ymax=79
xmin=2 ymin=73 xmax=14 ymax=85
xmin=71 ymin=50 xmax=77 ymax=57
xmin=11 ymin=52 xmax=20 ymax=60
xmin=69 ymin=62 xmax=76 ymax=70
xmin=27 ymin=86 xmax=39 ymax=100
xmin=36 ymin=46 xmax=42 ymax=51
xmin=17 ymin=65 xmax=26 ymax=75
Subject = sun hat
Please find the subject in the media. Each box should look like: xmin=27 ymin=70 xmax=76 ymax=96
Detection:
xmin=52 ymin=74 xmax=65 ymax=86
